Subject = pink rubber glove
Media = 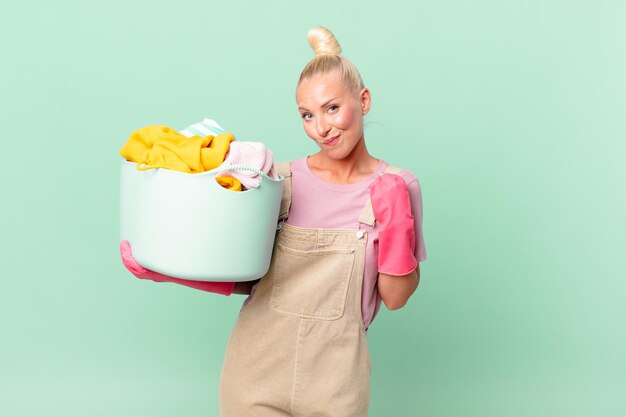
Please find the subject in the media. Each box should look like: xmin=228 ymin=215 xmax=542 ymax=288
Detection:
xmin=369 ymin=174 xmax=418 ymax=276
xmin=120 ymin=240 xmax=235 ymax=296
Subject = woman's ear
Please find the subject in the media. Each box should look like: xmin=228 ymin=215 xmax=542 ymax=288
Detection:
xmin=360 ymin=88 xmax=371 ymax=115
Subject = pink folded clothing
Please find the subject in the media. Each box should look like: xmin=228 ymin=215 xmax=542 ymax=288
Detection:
xmin=217 ymin=141 xmax=278 ymax=190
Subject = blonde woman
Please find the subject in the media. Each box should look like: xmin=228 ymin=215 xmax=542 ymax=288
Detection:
xmin=121 ymin=26 xmax=427 ymax=416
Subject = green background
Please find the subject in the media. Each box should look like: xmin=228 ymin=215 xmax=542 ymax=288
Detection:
xmin=1 ymin=1 xmax=624 ymax=416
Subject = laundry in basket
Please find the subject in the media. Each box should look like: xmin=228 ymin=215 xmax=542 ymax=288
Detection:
xmin=119 ymin=120 xmax=284 ymax=281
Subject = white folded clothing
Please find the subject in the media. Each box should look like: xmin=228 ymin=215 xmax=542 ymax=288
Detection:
xmin=217 ymin=141 xmax=278 ymax=190
xmin=180 ymin=118 xmax=226 ymax=138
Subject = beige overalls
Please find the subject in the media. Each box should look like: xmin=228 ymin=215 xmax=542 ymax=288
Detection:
xmin=219 ymin=161 xmax=403 ymax=417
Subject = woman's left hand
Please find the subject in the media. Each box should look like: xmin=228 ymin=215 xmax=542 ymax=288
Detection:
xmin=369 ymin=173 xmax=417 ymax=276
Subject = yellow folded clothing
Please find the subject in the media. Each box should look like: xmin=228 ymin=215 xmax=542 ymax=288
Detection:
xmin=120 ymin=125 xmax=242 ymax=191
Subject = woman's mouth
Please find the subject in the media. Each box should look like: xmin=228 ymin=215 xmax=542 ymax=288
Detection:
xmin=323 ymin=134 xmax=340 ymax=146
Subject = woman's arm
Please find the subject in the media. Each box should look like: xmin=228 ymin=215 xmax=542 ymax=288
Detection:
xmin=120 ymin=240 xmax=237 ymax=295
xmin=232 ymin=280 xmax=259 ymax=295
xmin=378 ymin=264 xmax=420 ymax=310
xmin=369 ymin=173 xmax=421 ymax=310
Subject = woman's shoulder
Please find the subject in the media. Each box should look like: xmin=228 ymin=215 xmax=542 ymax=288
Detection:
xmin=380 ymin=160 xmax=421 ymax=187
xmin=380 ymin=161 xmax=425 ymax=209
xmin=272 ymin=159 xmax=300 ymax=174
xmin=273 ymin=158 xmax=304 ymax=168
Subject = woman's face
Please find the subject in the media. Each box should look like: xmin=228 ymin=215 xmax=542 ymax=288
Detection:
xmin=296 ymin=70 xmax=370 ymax=160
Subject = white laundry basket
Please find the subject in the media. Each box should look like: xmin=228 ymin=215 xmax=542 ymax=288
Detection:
xmin=119 ymin=160 xmax=284 ymax=281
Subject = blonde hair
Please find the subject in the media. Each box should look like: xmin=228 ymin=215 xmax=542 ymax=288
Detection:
xmin=297 ymin=26 xmax=365 ymax=97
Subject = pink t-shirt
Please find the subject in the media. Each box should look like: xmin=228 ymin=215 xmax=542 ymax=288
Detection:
xmin=281 ymin=156 xmax=427 ymax=330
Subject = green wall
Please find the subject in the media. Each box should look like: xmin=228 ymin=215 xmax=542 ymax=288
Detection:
xmin=1 ymin=1 xmax=624 ymax=416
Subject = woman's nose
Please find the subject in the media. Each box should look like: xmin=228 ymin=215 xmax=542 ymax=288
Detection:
xmin=315 ymin=117 xmax=331 ymax=137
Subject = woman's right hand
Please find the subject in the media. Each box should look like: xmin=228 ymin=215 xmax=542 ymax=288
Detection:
xmin=120 ymin=240 xmax=168 ymax=281
xmin=119 ymin=240 xmax=236 ymax=295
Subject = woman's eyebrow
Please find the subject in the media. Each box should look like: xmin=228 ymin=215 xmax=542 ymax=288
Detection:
xmin=298 ymin=97 xmax=339 ymax=111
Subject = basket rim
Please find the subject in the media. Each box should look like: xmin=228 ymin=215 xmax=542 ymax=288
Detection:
xmin=121 ymin=159 xmax=285 ymax=182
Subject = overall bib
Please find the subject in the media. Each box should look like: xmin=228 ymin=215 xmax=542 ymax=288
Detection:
xmin=220 ymin=161 xmax=402 ymax=417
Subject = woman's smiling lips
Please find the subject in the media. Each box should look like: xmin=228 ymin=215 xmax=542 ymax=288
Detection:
xmin=323 ymin=134 xmax=341 ymax=146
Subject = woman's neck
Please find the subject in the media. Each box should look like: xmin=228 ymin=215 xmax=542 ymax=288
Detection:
xmin=307 ymin=138 xmax=379 ymax=184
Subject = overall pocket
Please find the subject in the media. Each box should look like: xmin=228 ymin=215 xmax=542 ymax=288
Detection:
xmin=269 ymin=243 xmax=355 ymax=320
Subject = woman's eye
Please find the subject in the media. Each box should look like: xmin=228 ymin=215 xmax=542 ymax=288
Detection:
xmin=329 ymin=105 xmax=338 ymax=112
xmin=302 ymin=113 xmax=312 ymax=120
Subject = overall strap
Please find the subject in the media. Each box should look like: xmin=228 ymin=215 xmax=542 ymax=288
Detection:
xmin=357 ymin=166 xmax=405 ymax=227
xmin=273 ymin=161 xmax=292 ymax=223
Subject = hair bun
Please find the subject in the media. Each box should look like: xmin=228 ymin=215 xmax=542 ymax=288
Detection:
xmin=307 ymin=26 xmax=341 ymax=56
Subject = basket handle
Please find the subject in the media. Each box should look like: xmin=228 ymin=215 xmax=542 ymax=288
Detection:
xmin=209 ymin=164 xmax=266 ymax=185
